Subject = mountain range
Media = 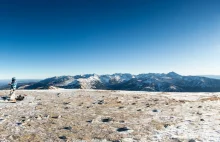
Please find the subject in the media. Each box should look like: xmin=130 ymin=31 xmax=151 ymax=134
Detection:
xmin=20 ymin=72 xmax=220 ymax=92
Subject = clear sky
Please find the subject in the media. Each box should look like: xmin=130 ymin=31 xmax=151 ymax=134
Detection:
xmin=0 ymin=0 xmax=220 ymax=79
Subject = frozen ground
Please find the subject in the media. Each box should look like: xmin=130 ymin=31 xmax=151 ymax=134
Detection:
xmin=0 ymin=90 xmax=220 ymax=142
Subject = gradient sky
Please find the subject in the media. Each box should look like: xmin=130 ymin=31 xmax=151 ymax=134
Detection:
xmin=0 ymin=0 xmax=220 ymax=79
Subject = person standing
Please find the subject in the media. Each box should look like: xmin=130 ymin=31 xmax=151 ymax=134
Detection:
xmin=8 ymin=77 xmax=17 ymax=102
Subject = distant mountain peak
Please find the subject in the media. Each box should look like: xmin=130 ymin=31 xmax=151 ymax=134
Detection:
xmin=167 ymin=72 xmax=181 ymax=77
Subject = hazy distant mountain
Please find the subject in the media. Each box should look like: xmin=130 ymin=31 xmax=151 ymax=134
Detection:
xmin=200 ymin=75 xmax=220 ymax=79
xmin=0 ymin=79 xmax=40 ymax=90
xmin=24 ymin=72 xmax=220 ymax=92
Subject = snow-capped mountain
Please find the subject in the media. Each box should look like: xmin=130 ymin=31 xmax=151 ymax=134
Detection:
xmin=24 ymin=72 xmax=220 ymax=92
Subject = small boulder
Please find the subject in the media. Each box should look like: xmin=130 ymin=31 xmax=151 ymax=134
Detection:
xmin=59 ymin=136 xmax=67 ymax=140
xmin=63 ymin=102 xmax=70 ymax=105
xmin=16 ymin=122 xmax=22 ymax=126
xmin=102 ymin=118 xmax=112 ymax=123
xmin=118 ymin=106 xmax=124 ymax=109
xmin=15 ymin=95 xmax=25 ymax=101
xmin=63 ymin=126 xmax=72 ymax=130
xmin=164 ymin=124 xmax=170 ymax=128
xmin=51 ymin=115 xmax=61 ymax=119
xmin=86 ymin=120 xmax=93 ymax=123
xmin=189 ymin=139 xmax=196 ymax=142
xmin=98 ymin=100 xmax=104 ymax=105
xmin=117 ymin=127 xmax=129 ymax=132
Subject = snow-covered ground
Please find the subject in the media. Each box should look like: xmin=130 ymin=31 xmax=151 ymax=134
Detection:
xmin=0 ymin=90 xmax=219 ymax=141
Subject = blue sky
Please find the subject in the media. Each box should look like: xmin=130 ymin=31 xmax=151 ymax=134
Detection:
xmin=0 ymin=0 xmax=220 ymax=79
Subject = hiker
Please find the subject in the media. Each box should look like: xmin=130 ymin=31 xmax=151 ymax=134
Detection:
xmin=8 ymin=77 xmax=17 ymax=102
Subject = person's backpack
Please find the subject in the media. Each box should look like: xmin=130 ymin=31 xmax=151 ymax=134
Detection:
xmin=16 ymin=95 xmax=25 ymax=101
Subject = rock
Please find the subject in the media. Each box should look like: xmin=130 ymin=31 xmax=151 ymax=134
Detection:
xmin=59 ymin=136 xmax=67 ymax=140
xmin=198 ymin=106 xmax=202 ymax=108
xmin=197 ymin=112 xmax=202 ymax=115
xmin=98 ymin=100 xmax=104 ymax=105
xmin=64 ymin=107 xmax=69 ymax=109
xmin=164 ymin=124 xmax=170 ymax=128
xmin=153 ymin=99 xmax=159 ymax=101
xmin=117 ymin=127 xmax=129 ymax=132
xmin=63 ymin=102 xmax=70 ymax=105
xmin=44 ymin=114 xmax=50 ymax=118
xmin=137 ymin=109 xmax=142 ymax=111
xmin=179 ymin=100 xmax=185 ymax=103
xmin=102 ymin=118 xmax=112 ymax=123
xmin=52 ymin=115 xmax=61 ymax=119
xmin=15 ymin=95 xmax=25 ymax=101
xmin=86 ymin=120 xmax=93 ymax=123
xmin=171 ymin=138 xmax=181 ymax=142
xmin=63 ymin=126 xmax=72 ymax=130
xmin=16 ymin=122 xmax=22 ymax=126
xmin=37 ymin=102 xmax=42 ymax=105
xmin=189 ymin=139 xmax=196 ymax=142
xmin=200 ymin=119 xmax=205 ymax=121
xmin=112 ymin=140 xmax=121 ymax=142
